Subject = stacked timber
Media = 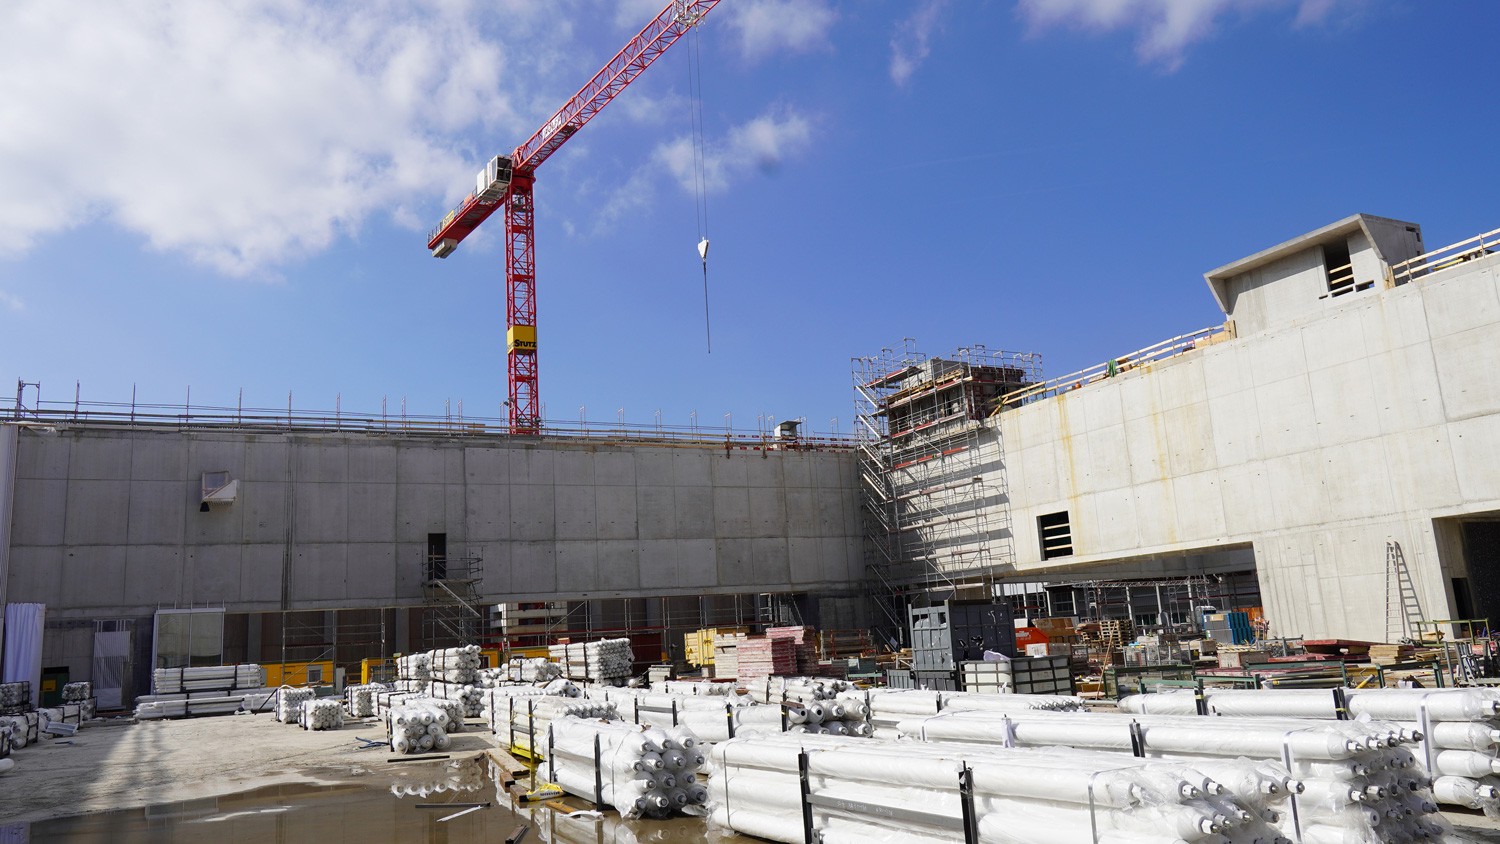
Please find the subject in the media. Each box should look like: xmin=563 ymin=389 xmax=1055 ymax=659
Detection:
xmin=735 ymin=637 xmax=797 ymax=680
xmin=713 ymin=633 xmax=748 ymax=680
xmin=766 ymin=627 xmax=817 ymax=675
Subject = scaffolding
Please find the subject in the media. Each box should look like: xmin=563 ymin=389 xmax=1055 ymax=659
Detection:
xmin=422 ymin=546 xmax=487 ymax=647
xmin=853 ymin=340 xmax=1042 ymax=634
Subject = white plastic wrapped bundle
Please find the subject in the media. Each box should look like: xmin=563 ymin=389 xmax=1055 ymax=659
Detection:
xmin=496 ymin=695 xmax=616 ymax=757
xmin=655 ymin=679 xmax=736 ymax=697
xmin=506 ymin=657 xmax=563 ymax=684
xmin=549 ymin=638 xmax=634 ymax=682
xmin=545 ymin=715 xmax=707 ymax=818
xmin=300 ymin=698 xmax=345 ymax=730
xmin=746 ymin=676 xmax=854 ymax=704
xmin=854 ymin=688 xmax=1083 ymax=739
xmin=0 ymin=682 xmax=28 ymax=711
xmin=0 ymin=715 xmax=29 ymax=749
xmin=344 ymin=684 xmax=379 ymax=718
xmin=427 ymin=645 xmax=483 ymax=684
xmin=388 ymin=701 xmax=454 ymax=754
xmin=61 ymin=682 xmax=92 ymax=703
xmin=427 ymin=680 xmax=484 ymax=717
xmin=709 ymin=732 xmax=1281 ymax=844
xmin=276 ymin=687 xmax=316 ymax=724
xmin=152 ymin=665 xmax=263 ymax=694
xmin=395 ymin=653 xmax=431 ymax=682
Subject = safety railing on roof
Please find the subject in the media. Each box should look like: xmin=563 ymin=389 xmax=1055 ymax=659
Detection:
xmin=4 ymin=398 xmax=855 ymax=450
xmin=1388 ymin=226 xmax=1500 ymax=287
xmin=992 ymin=325 xmax=1227 ymax=412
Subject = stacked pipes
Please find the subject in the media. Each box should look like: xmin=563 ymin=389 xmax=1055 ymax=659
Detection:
xmin=151 ymin=665 xmax=263 ymax=694
xmin=497 ymin=696 xmax=616 ymax=758
xmin=1124 ymin=687 xmax=1500 ymax=815
xmin=388 ymin=701 xmax=454 ymax=754
xmin=0 ymin=682 xmax=27 ymax=711
xmin=549 ymin=638 xmax=634 ymax=683
xmin=299 ymin=698 xmax=345 ymax=730
xmin=849 ymin=688 xmax=1083 ymax=739
xmin=506 ymin=657 xmax=562 ymax=683
xmin=276 ymin=687 xmax=316 ymax=724
xmin=428 ymin=645 xmax=482 ymax=684
xmin=395 ymin=653 xmax=431 ymax=692
xmin=746 ymin=676 xmax=854 ymax=705
xmin=655 ymin=679 xmax=735 ymax=697
xmin=61 ymin=682 xmax=92 ymax=703
xmin=545 ymin=715 xmax=708 ymax=818
xmin=344 ymin=683 xmax=378 ymax=718
xmin=709 ymin=732 xmax=1283 ymax=844
xmin=896 ymin=708 xmax=1447 ymax=842
xmin=427 ymin=680 xmax=485 ymax=717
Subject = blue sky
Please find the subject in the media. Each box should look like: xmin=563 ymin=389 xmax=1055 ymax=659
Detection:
xmin=2 ymin=0 xmax=1496 ymax=435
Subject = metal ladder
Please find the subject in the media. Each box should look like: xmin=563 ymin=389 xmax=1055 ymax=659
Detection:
xmin=1385 ymin=540 xmax=1425 ymax=642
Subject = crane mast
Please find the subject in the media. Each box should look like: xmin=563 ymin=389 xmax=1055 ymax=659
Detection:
xmin=426 ymin=0 xmax=720 ymax=434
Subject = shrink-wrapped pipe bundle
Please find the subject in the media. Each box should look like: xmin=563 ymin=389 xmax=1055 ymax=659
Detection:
xmin=276 ymin=687 xmax=316 ymax=724
xmin=544 ymin=715 xmax=708 ymax=818
xmin=299 ymin=698 xmax=345 ymax=730
xmin=655 ymin=679 xmax=736 ymax=697
xmin=0 ymin=682 xmax=29 ymax=711
xmin=61 ymin=682 xmax=92 ymax=703
xmin=344 ymin=683 xmax=379 ymax=718
xmin=506 ymin=657 xmax=563 ymax=683
xmin=851 ymin=688 xmax=1083 ymax=739
xmin=427 ymin=645 xmax=482 ymax=684
xmin=426 ymin=679 xmax=484 ymax=717
xmin=1123 ymin=687 xmax=1500 ymax=815
xmin=493 ymin=694 xmax=616 ymax=757
xmin=549 ymin=638 xmax=633 ymax=682
xmin=895 ymin=708 xmax=1446 ymax=842
xmin=388 ymin=701 xmax=454 ymax=754
xmin=709 ymin=732 xmax=1282 ymax=843
xmin=746 ymin=676 xmax=854 ymax=704
xmin=395 ymin=653 xmax=431 ymax=686
xmin=152 ymin=665 xmax=263 ymax=694
xmin=0 ymin=715 xmax=30 ymax=749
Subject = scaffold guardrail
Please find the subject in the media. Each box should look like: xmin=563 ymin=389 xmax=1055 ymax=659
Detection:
xmin=993 ymin=325 xmax=1226 ymax=411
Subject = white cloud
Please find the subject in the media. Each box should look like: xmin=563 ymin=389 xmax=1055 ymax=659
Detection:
xmin=0 ymin=0 xmax=572 ymax=276
xmin=0 ymin=291 xmax=23 ymax=312
xmin=655 ymin=107 xmax=814 ymax=195
xmin=723 ymin=0 xmax=837 ymax=61
xmin=1016 ymin=0 xmax=1355 ymax=69
xmin=891 ymin=0 xmax=950 ymax=87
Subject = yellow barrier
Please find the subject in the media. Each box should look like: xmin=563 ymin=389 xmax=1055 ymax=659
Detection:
xmin=264 ymin=661 xmax=335 ymax=687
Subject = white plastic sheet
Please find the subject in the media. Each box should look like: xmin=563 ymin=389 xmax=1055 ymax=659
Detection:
xmin=2 ymin=603 xmax=44 ymax=707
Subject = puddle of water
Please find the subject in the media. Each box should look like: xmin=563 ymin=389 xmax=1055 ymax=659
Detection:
xmin=8 ymin=755 xmax=746 ymax=844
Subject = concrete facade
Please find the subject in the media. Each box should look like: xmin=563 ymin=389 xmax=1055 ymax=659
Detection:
xmin=993 ymin=217 xmax=1500 ymax=640
xmin=1 ymin=430 xmax=864 ymax=620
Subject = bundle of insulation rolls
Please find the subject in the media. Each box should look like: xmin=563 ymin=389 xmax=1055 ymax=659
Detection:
xmin=388 ymin=701 xmax=454 ymax=754
xmin=545 ymin=715 xmax=708 ymax=818
xmin=1123 ymin=686 xmax=1500 ymax=817
xmin=710 ymin=732 xmax=1288 ymax=844
xmin=300 ymin=698 xmax=345 ymax=731
xmin=276 ymin=687 xmax=315 ymax=724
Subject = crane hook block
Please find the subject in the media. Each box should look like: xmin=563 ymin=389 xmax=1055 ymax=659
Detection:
xmin=697 ymin=237 xmax=710 ymax=263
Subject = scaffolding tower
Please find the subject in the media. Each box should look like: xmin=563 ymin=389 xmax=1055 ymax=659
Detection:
xmin=853 ymin=340 xmax=1041 ymax=635
xmin=422 ymin=546 xmax=486 ymax=647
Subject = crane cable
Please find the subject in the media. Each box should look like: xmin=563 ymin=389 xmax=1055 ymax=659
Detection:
xmin=687 ymin=22 xmax=711 ymax=353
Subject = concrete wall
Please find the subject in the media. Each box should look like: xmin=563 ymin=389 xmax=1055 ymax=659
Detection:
xmin=994 ymin=250 xmax=1500 ymax=639
xmin=5 ymin=431 xmax=864 ymax=619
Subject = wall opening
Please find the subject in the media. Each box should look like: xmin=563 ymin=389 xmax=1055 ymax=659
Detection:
xmin=1460 ymin=520 xmax=1500 ymax=627
xmin=1323 ymin=240 xmax=1355 ymax=297
xmin=1038 ymin=511 xmax=1073 ymax=560
xmin=426 ymin=532 xmax=448 ymax=582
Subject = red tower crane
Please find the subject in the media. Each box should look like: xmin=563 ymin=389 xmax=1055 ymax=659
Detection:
xmin=426 ymin=0 xmax=720 ymax=434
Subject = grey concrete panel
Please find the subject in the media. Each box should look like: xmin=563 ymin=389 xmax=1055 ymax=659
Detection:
xmin=788 ymin=537 xmax=824 ymax=585
xmin=1264 ymin=452 xmax=1330 ymax=529
xmin=397 ymin=482 xmax=448 ymax=536
xmin=126 ymin=480 xmax=186 ymax=545
xmin=555 ymin=450 xmax=595 ymax=486
xmin=239 ymin=481 xmax=287 ymax=543
xmin=63 ymin=480 xmax=131 ymax=545
xmin=1306 ymin=361 xmax=1380 ymax=448
xmin=9 ymin=545 xmax=63 ymax=605
xmin=295 ymin=441 xmax=348 ymax=483
xmin=187 ymin=544 xmax=242 ymax=605
xmin=745 ymin=456 xmax=783 ymax=489
xmin=633 ymin=449 xmax=674 ymax=487
xmin=1012 ymin=398 xmax=1060 ymax=445
xmin=784 ymin=489 xmax=818 ymax=537
xmin=1361 ymin=286 xmax=1431 ymax=352
xmin=66 ymin=435 xmax=132 ymax=480
xmin=1093 ymin=486 xmax=1141 ymax=551
xmin=348 ymin=482 xmax=397 ymax=543
xmin=748 ymin=490 xmax=788 ymax=538
xmin=1433 ymin=326 xmax=1500 ymax=421
xmin=636 ymin=487 xmax=676 ymax=540
xmin=675 ymin=487 xmax=714 ymax=539
xmin=555 ymin=542 xmax=601 ymax=594
xmin=130 ymin=436 xmax=185 ymax=481
xmin=1423 ymin=267 xmax=1500 ymax=339
xmin=1083 ymin=424 xmax=1130 ymax=491
xmin=750 ymin=538 xmax=790 ymax=585
xmin=594 ymin=451 xmax=635 ymax=487
xmin=243 ymin=438 xmax=291 ymax=482
xmin=397 ymin=444 xmax=447 ymax=484
xmin=815 ymin=489 xmax=844 ymax=537
xmin=477 ymin=542 xmax=512 ymax=595
xmin=346 ymin=543 xmax=396 ymax=601
xmin=393 ymin=541 xmax=425 ymax=599
xmin=596 ymin=540 xmax=640 ymax=591
xmin=186 ymin=437 xmax=247 ymax=482
xmin=510 ymin=449 xmax=556 ymax=486
xmin=123 ymin=545 xmax=182 ymax=607
xmin=1208 ymin=390 xmax=1262 ymax=467
xmin=672 ymin=451 xmax=712 ymax=487
xmin=554 ymin=485 xmax=597 ymax=540
xmin=1114 ymin=372 xmax=1157 ymax=423
xmin=1250 ymin=326 xmax=1312 ymax=387
xmin=1303 ymin=310 xmax=1370 ymax=370
xmin=1122 ymin=414 xmax=1167 ymax=487
xmin=509 ymin=542 xmax=558 ymax=595
xmin=1217 ymin=463 xmax=1273 ymax=538
xmin=292 ymin=482 xmax=350 ymax=543
xmin=465 ymin=484 xmax=511 ymax=543
xmin=507 ymin=485 xmax=556 ymax=542
xmin=1254 ymin=375 xmax=1319 ymax=458
xmin=290 ymin=543 xmax=348 ymax=602
xmin=715 ymin=538 xmax=753 ymax=587
xmin=710 ymin=453 xmax=750 ymax=487
xmin=16 ymin=432 xmax=69 ymax=480
xmin=1448 ymin=414 xmax=1500 ymax=503
xmin=1078 ymin=380 xmax=1125 ymax=431
xmin=1015 ymin=442 xmax=1060 ymax=503
xmin=1172 ymin=471 xmax=1226 ymax=540
xmin=464 ymin=444 xmax=511 ymax=484
xmin=1385 ymin=429 xmax=1461 ymax=511
xmin=11 ymin=478 xmax=67 ymax=546
xmin=1163 ymin=403 xmax=1214 ymax=477
xmin=1152 ymin=356 xmax=1208 ymax=412
xmin=1321 ymin=439 xmax=1394 ymax=522
xmin=712 ymin=487 xmax=751 ymax=537
xmin=638 ymin=539 xmax=678 ymax=590
xmin=782 ymin=453 xmax=814 ymax=489
xmin=237 ymin=544 xmax=285 ymax=606
xmin=1372 ymin=345 xmax=1446 ymax=435
xmin=347 ymin=443 xmax=398 ymax=484
xmin=1201 ymin=344 xmax=1253 ymax=401
xmin=812 ymin=453 xmax=844 ymax=488
xmin=595 ymin=486 xmax=637 ymax=540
